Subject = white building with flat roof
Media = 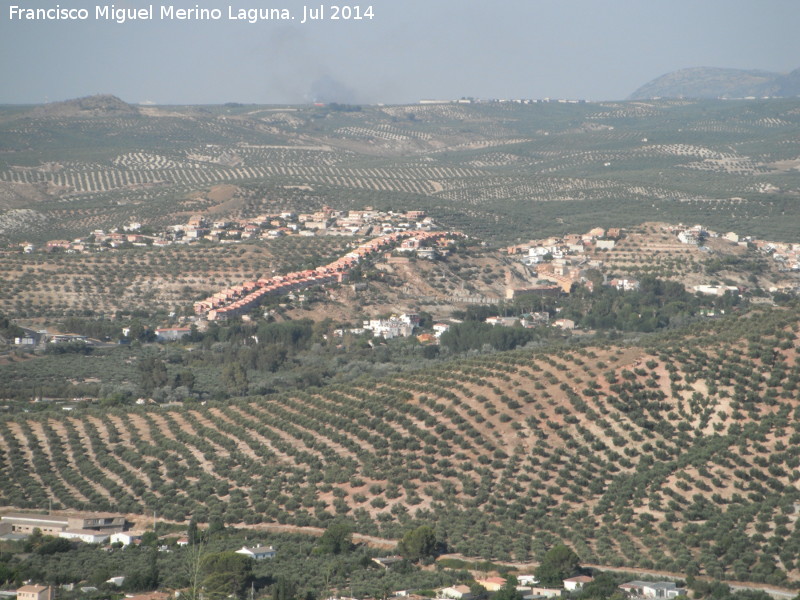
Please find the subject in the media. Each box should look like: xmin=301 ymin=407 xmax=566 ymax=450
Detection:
xmin=235 ymin=544 xmax=276 ymax=560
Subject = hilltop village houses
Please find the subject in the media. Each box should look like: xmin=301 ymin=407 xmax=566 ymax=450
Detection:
xmin=504 ymin=223 xmax=800 ymax=309
xmin=505 ymin=227 xmax=620 ymax=296
xmin=193 ymin=230 xmax=463 ymax=321
xmin=334 ymin=313 xmax=421 ymax=340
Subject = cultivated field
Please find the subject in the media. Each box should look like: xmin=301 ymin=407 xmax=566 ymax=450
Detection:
xmin=1 ymin=308 xmax=798 ymax=584
xmin=1 ymin=97 xmax=799 ymax=245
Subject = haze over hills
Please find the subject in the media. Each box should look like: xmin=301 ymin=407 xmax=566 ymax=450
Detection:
xmin=629 ymin=66 xmax=800 ymax=100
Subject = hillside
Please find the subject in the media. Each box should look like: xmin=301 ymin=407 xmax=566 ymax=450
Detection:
xmin=1 ymin=307 xmax=799 ymax=585
xmin=629 ymin=67 xmax=800 ymax=100
xmin=26 ymin=94 xmax=141 ymax=118
xmin=2 ymin=219 xmax=795 ymax=323
xmin=1 ymin=97 xmax=799 ymax=245
xmin=0 ymin=236 xmax=357 ymax=318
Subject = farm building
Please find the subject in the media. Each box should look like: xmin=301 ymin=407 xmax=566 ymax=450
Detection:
xmin=16 ymin=586 xmax=53 ymax=600
xmin=0 ymin=512 xmax=125 ymax=535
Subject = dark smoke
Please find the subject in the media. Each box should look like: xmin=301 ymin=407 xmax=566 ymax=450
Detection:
xmin=309 ymin=75 xmax=359 ymax=104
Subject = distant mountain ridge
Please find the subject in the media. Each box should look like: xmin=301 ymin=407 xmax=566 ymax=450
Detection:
xmin=28 ymin=94 xmax=140 ymax=117
xmin=629 ymin=66 xmax=800 ymax=99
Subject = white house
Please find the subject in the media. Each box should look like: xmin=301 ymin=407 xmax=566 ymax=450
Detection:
xmin=485 ymin=316 xmax=519 ymax=327
xmin=677 ymin=230 xmax=700 ymax=245
xmin=693 ymin=284 xmax=738 ymax=296
xmin=235 ymin=544 xmax=276 ymax=560
xmin=363 ymin=315 xmax=416 ymax=339
xmin=563 ymin=576 xmax=593 ymax=591
xmin=58 ymin=529 xmax=110 ymax=544
xmin=110 ymin=531 xmax=143 ymax=546
xmin=439 ymin=585 xmax=473 ymax=600
xmin=620 ymin=581 xmax=684 ymax=599
xmin=641 ymin=583 xmax=684 ymax=599
xmin=433 ymin=323 xmax=450 ymax=338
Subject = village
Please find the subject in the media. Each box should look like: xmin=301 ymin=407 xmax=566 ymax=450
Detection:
xmin=504 ymin=223 xmax=800 ymax=303
xmin=192 ymin=229 xmax=464 ymax=321
xmin=7 ymin=218 xmax=800 ymax=353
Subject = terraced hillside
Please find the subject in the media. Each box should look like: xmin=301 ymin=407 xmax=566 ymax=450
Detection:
xmin=1 ymin=308 xmax=799 ymax=585
xmin=1 ymin=97 xmax=799 ymax=244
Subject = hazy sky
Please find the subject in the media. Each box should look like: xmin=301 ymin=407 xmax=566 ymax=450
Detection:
xmin=1 ymin=0 xmax=799 ymax=104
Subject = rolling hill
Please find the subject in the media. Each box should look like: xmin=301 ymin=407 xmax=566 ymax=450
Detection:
xmin=629 ymin=67 xmax=800 ymax=100
xmin=26 ymin=94 xmax=142 ymax=118
xmin=1 ymin=307 xmax=799 ymax=585
xmin=1 ymin=96 xmax=799 ymax=246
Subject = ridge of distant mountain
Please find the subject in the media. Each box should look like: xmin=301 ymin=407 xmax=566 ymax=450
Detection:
xmin=629 ymin=66 xmax=800 ymax=100
xmin=27 ymin=94 xmax=140 ymax=118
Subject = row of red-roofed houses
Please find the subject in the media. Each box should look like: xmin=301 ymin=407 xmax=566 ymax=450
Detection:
xmin=195 ymin=230 xmax=463 ymax=321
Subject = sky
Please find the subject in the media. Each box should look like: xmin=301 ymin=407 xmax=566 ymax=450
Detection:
xmin=1 ymin=0 xmax=799 ymax=105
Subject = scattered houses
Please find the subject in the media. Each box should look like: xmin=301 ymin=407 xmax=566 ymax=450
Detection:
xmin=12 ymin=208 xmax=438 ymax=256
xmin=364 ymin=313 xmax=420 ymax=339
xmin=196 ymin=231 xmax=463 ymax=321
